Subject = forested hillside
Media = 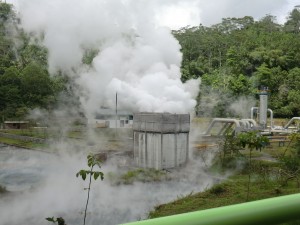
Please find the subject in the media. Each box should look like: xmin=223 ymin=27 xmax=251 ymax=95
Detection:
xmin=0 ymin=2 xmax=300 ymax=120
xmin=175 ymin=8 xmax=300 ymax=118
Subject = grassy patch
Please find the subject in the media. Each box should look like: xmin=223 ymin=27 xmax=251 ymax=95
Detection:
xmin=0 ymin=128 xmax=48 ymax=138
xmin=149 ymin=171 xmax=300 ymax=219
xmin=0 ymin=136 xmax=48 ymax=149
xmin=67 ymin=130 xmax=84 ymax=139
xmin=107 ymin=169 xmax=168 ymax=185
xmin=239 ymin=149 xmax=264 ymax=158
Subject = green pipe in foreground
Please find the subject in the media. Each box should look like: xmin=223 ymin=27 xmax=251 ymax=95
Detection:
xmin=120 ymin=193 xmax=300 ymax=225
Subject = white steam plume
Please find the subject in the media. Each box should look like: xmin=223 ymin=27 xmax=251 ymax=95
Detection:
xmin=15 ymin=0 xmax=200 ymax=119
xmin=229 ymin=96 xmax=256 ymax=119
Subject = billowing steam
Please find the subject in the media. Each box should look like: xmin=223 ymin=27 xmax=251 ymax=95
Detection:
xmin=16 ymin=0 xmax=199 ymax=119
xmin=229 ymin=96 xmax=256 ymax=119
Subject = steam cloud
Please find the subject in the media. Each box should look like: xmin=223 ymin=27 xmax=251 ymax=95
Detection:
xmin=15 ymin=0 xmax=200 ymax=120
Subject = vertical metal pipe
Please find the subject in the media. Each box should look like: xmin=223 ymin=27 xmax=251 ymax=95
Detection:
xmin=259 ymin=88 xmax=268 ymax=128
xmin=267 ymin=109 xmax=274 ymax=129
xmin=115 ymin=92 xmax=118 ymax=133
xmin=250 ymin=107 xmax=258 ymax=120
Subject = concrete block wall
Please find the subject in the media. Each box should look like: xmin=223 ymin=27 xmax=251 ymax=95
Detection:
xmin=133 ymin=113 xmax=190 ymax=133
xmin=133 ymin=113 xmax=190 ymax=169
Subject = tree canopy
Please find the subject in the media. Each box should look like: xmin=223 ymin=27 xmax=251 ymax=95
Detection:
xmin=174 ymin=7 xmax=300 ymax=117
xmin=0 ymin=2 xmax=64 ymax=120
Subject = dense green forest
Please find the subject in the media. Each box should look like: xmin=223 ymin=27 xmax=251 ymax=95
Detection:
xmin=175 ymin=9 xmax=300 ymax=118
xmin=0 ymin=3 xmax=66 ymax=121
xmin=0 ymin=2 xmax=300 ymax=121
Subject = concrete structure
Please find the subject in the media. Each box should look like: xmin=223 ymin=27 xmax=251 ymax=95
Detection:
xmin=4 ymin=121 xmax=29 ymax=129
xmin=94 ymin=108 xmax=133 ymax=128
xmin=133 ymin=113 xmax=190 ymax=169
xmin=93 ymin=117 xmax=133 ymax=128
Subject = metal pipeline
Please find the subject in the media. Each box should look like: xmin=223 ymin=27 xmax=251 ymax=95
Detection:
xmin=250 ymin=107 xmax=258 ymax=120
xmin=267 ymin=108 xmax=274 ymax=129
xmin=204 ymin=118 xmax=241 ymax=135
xmin=241 ymin=119 xmax=257 ymax=128
xmin=120 ymin=193 xmax=300 ymax=225
xmin=284 ymin=117 xmax=300 ymax=129
xmin=250 ymin=107 xmax=274 ymax=129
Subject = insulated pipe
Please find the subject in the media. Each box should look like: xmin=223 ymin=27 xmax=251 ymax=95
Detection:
xmin=241 ymin=119 xmax=257 ymax=128
xmin=239 ymin=120 xmax=250 ymax=129
xmin=250 ymin=107 xmax=273 ymax=129
xmin=284 ymin=117 xmax=300 ymax=129
xmin=120 ymin=193 xmax=300 ymax=225
xmin=267 ymin=108 xmax=274 ymax=129
xmin=259 ymin=89 xmax=268 ymax=128
xmin=217 ymin=123 xmax=231 ymax=136
xmin=250 ymin=107 xmax=258 ymax=120
xmin=205 ymin=118 xmax=241 ymax=135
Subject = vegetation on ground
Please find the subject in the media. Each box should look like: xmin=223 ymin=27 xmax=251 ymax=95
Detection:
xmin=149 ymin=131 xmax=300 ymax=223
xmin=0 ymin=136 xmax=48 ymax=149
xmin=0 ymin=128 xmax=49 ymax=138
xmin=149 ymin=169 xmax=300 ymax=219
xmin=107 ymin=168 xmax=168 ymax=185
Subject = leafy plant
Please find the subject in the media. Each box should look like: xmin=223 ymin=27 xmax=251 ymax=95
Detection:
xmin=279 ymin=133 xmax=300 ymax=188
xmin=218 ymin=132 xmax=244 ymax=169
xmin=108 ymin=168 xmax=168 ymax=185
xmin=237 ymin=131 xmax=269 ymax=200
xmin=46 ymin=217 xmax=67 ymax=225
xmin=46 ymin=154 xmax=104 ymax=225
xmin=76 ymin=154 xmax=104 ymax=225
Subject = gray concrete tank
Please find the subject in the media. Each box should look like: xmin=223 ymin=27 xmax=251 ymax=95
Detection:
xmin=133 ymin=113 xmax=190 ymax=169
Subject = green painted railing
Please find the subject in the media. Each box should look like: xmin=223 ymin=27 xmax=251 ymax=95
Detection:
xmin=120 ymin=193 xmax=300 ymax=225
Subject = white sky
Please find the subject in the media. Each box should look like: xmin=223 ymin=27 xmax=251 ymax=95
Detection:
xmin=7 ymin=0 xmax=300 ymax=30
xmin=154 ymin=0 xmax=300 ymax=29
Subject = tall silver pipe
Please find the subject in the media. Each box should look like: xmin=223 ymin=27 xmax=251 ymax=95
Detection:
xmin=259 ymin=88 xmax=268 ymax=128
xmin=267 ymin=109 xmax=274 ymax=129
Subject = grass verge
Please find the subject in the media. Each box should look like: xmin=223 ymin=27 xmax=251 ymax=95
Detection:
xmin=0 ymin=136 xmax=48 ymax=149
xmin=149 ymin=170 xmax=300 ymax=219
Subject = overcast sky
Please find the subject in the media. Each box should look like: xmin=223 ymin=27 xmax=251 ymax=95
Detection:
xmin=7 ymin=0 xmax=300 ymax=30
xmin=154 ymin=0 xmax=300 ymax=29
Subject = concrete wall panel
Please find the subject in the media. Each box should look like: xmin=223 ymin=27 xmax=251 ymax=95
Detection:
xmin=133 ymin=113 xmax=190 ymax=169
xmin=162 ymin=134 xmax=176 ymax=168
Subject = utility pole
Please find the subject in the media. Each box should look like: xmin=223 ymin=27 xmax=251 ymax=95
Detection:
xmin=115 ymin=92 xmax=118 ymax=137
